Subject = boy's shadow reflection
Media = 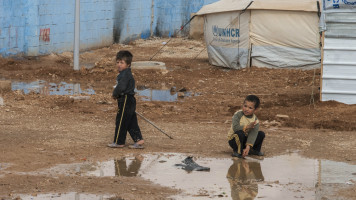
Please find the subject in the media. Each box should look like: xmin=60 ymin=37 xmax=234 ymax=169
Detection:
xmin=114 ymin=155 xmax=143 ymax=177
xmin=226 ymin=159 xmax=264 ymax=200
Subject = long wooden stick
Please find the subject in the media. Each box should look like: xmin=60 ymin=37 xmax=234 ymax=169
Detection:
xmin=136 ymin=111 xmax=173 ymax=139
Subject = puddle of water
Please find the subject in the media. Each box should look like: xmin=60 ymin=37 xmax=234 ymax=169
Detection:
xmin=0 ymin=163 xmax=11 ymax=178
xmin=7 ymin=153 xmax=356 ymax=200
xmin=11 ymin=80 xmax=95 ymax=95
xmin=18 ymin=192 xmax=113 ymax=200
xmin=135 ymin=88 xmax=199 ymax=102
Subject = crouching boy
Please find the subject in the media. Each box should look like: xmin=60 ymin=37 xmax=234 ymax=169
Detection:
xmin=228 ymin=95 xmax=265 ymax=158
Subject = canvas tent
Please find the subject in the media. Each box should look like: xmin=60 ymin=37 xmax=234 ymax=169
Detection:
xmin=196 ymin=0 xmax=321 ymax=69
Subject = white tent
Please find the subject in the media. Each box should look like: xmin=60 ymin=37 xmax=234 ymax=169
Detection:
xmin=196 ymin=0 xmax=321 ymax=69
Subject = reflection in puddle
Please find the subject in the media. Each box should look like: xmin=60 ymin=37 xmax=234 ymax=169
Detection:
xmin=19 ymin=192 xmax=113 ymax=200
xmin=135 ymin=88 xmax=198 ymax=102
xmin=84 ymin=156 xmax=143 ymax=177
xmin=8 ymin=153 xmax=356 ymax=200
xmin=227 ymin=160 xmax=263 ymax=199
xmin=11 ymin=80 xmax=95 ymax=95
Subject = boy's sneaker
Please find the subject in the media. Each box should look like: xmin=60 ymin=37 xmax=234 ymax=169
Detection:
xmin=249 ymin=149 xmax=264 ymax=156
xmin=232 ymin=152 xmax=242 ymax=158
xmin=129 ymin=143 xmax=144 ymax=149
xmin=107 ymin=143 xmax=125 ymax=148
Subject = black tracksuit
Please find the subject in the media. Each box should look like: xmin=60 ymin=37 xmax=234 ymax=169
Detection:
xmin=112 ymin=68 xmax=143 ymax=145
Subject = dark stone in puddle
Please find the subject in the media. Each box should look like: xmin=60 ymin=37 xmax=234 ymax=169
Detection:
xmin=170 ymin=86 xmax=176 ymax=93
xmin=137 ymin=85 xmax=148 ymax=90
xmin=178 ymin=87 xmax=187 ymax=92
xmin=175 ymin=156 xmax=210 ymax=172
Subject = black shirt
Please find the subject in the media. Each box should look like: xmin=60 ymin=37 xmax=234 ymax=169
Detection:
xmin=112 ymin=68 xmax=135 ymax=98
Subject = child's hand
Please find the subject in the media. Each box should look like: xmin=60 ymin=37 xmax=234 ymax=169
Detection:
xmin=242 ymin=145 xmax=250 ymax=157
xmin=246 ymin=120 xmax=257 ymax=130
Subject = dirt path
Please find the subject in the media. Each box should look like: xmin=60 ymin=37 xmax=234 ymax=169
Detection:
xmin=0 ymin=38 xmax=355 ymax=199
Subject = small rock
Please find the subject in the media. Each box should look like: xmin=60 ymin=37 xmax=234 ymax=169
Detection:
xmin=15 ymin=96 xmax=25 ymax=101
xmin=276 ymin=114 xmax=289 ymax=119
xmin=97 ymin=101 xmax=107 ymax=104
xmin=177 ymin=92 xmax=185 ymax=97
xmin=70 ymin=96 xmax=90 ymax=100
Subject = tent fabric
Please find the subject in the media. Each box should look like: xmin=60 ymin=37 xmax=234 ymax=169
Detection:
xmin=251 ymin=46 xmax=320 ymax=68
xmin=204 ymin=10 xmax=250 ymax=69
xmin=197 ymin=0 xmax=321 ymax=69
xmin=196 ymin=0 xmax=318 ymax=16
xmin=249 ymin=9 xmax=320 ymax=68
xmin=250 ymin=10 xmax=320 ymax=48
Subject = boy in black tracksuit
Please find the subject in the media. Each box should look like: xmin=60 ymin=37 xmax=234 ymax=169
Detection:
xmin=108 ymin=50 xmax=144 ymax=149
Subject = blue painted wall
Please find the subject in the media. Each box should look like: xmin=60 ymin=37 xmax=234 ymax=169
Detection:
xmin=0 ymin=0 xmax=217 ymax=57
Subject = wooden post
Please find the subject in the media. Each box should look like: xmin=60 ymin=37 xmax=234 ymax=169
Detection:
xmin=320 ymin=31 xmax=325 ymax=101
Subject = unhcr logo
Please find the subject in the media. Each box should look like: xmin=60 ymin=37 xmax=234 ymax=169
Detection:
xmin=212 ymin=25 xmax=239 ymax=37
xmin=343 ymin=0 xmax=356 ymax=5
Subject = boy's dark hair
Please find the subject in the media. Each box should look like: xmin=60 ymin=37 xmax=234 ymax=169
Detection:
xmin=245 ymin=95 xmax=260 ymax=109
xmin=116 ymin=50 xmax=133 ymax=66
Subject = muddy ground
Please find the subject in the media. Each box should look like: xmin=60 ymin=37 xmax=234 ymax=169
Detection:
xmin=0 ymin=38 xmax=355 ymax=199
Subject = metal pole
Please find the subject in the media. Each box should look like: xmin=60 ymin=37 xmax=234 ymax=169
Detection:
xmin=135 ymin=111 xmax=173 ymax=139
xmin=74 ymin=0 xmax=80 ymax=70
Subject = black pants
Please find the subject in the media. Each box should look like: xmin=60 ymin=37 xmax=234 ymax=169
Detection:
xmin=228 ymin=130 xmax=265 ymax=154
xmin=114 ymin=95 xmax=143 ymax=145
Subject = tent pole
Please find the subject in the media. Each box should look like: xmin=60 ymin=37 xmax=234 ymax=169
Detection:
xmin=238 ymin=1 xmax=253 ymax=68
xmin=320 ymin=31 xmax=325 ymax=102
xmin=248 ymin=9 xmax=252 ymax=68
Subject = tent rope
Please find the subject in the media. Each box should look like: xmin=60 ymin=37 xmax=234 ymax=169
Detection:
xmin=149 ymin=15 xmax=196 ymax=61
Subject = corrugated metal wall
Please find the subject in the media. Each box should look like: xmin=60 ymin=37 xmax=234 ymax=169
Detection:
xmin=321 ymin=1 xmax=356 ymax=104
